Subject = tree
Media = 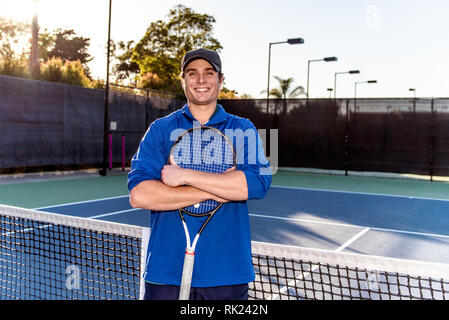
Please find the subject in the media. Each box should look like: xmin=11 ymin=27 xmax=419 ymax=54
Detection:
xmin=45 ymin=29 xmax=93 ymax=78
xmin=218 ymin=87 xmax=239 ymax=99
xmin=117 ymin=4 xmax=222 ymax=94
xmin=0 ymin=18 xmax=30 ymax=77
xmin=40 ymin=57 xmax=91 ymax=87
xmin=262 ymin=76 xmax=305 ymax=114
xmin=38 ymin=28 xmax=56 ymax=62
xmin=111 ymin=40 xmax=140 ymax=85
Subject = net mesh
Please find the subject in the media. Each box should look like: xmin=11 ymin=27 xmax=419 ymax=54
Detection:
xmin=0 ymin=205 xmax=148 ymax=300
xmin=1 ymin=205 xmax=448 ymax=300
xmin=250 ymin=242 xmax=449 ymax=300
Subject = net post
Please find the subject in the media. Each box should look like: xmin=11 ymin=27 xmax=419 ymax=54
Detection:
xmin=139 ymin=227 xmax=151 ymax=300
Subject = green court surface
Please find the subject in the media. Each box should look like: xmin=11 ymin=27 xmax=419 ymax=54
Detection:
xmin=273 ymin=171 xmax=449 ymax=200
xmin=0 ymin=172 xmax=128 ymax=208
xmin=0 ymin=169 xmax=448 ymax=209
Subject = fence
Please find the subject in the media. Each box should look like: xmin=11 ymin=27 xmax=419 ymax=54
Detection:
xmin=0 ymin=75 xmax=185 ymax=173
xmin=219 ymin=98 xmax=449 ymax=179
xmin=1 ymin=75 xmax=448 ymax=179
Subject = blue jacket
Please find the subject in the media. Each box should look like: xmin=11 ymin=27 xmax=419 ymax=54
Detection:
xmin=128 ymin=104 xmax=271 ymax=287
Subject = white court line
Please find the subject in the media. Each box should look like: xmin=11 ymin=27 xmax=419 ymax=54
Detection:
xmin=249 ymin=212 xmax=449 ymax=240
xmin=32 ymin=195 xmax=140 ymax=220
xmin=88 ymin=208 xmax=141 ymax=219
xmin=33 ymin=195 xmax=129 ymax=210
xmin=335 ymin=228 xmax=371 ymax=252
xmin=270 ymin=185 xmax=449 ymax=203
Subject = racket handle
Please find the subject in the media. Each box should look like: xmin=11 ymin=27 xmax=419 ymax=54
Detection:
xmin=179 ymin=250 xmax=195 ymax=300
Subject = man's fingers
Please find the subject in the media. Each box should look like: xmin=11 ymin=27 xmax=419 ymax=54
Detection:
xmin=169 ymin=155 xmax=178 ymax=166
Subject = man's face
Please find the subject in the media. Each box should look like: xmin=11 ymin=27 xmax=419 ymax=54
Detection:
xmin=181 ymin=59 xmax=223 ymax=107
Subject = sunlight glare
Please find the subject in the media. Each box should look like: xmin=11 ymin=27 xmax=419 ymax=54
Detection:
xmin=0 ymin=0 xmax=39 ymax=22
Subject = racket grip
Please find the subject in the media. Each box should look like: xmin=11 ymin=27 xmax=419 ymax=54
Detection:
xmin=179 ymin=250 xmax=195 ymax=300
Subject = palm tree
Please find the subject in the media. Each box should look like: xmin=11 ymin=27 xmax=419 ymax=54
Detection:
xmin=262 ymin=76 xmax=305 ymax=115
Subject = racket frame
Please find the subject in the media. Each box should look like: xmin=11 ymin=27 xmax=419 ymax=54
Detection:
xmin=170 ymin=126 xmax=236 ymax=300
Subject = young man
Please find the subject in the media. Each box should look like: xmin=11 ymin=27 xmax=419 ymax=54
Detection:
xmin=128 ymin=48 xmax=271 ymax=300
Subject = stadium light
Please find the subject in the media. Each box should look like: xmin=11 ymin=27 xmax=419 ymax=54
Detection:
xmin=306 ymin=56 xmax=338 ymax=100
xmin=266 ymin=37 xmax=305 ymax=122
xmin=287 ymin=38 xmax=305 ymax=45
xmin=334 ymin=70 xmax=360 ymax=99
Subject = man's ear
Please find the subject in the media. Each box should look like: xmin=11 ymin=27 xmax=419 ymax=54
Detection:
xmin=180 ymin=75 xmax=186 ymax=90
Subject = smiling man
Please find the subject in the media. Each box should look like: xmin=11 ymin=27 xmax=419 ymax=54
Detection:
xmin=128 ymin=48 xmax=271 ymax=300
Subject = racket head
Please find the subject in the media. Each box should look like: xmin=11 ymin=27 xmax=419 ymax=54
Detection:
xmin=169 ymin=126 xmax=236 ymax=216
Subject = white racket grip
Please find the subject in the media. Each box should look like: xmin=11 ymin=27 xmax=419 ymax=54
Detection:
xmin=179 ymin=250 xmax=195 ymax=300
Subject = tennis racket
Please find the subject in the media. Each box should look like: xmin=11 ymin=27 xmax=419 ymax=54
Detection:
xmin=169 ymin=126 xmax=236 ymax=300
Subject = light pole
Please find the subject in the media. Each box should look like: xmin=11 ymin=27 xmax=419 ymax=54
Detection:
xmin=306 ymin=56 xmax=337 ymax=100
xmin=29 ymin=0 xmax=40 ymax=78
xmin=100 ymin=0 xmax=113 ymax=176
xmin=266 ymin=38 xmax=304 ymax=123
xmin=354 ymin=80 xmax=377 ymax=111
xmin=409 ymin=88 xmax=416 ymax=113
xmin=327 ymin=88 xmax=333 ymax=98
xmin=334 ymin=70 xmax=360 ymax=99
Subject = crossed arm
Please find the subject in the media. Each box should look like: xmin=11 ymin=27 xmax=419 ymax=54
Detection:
xmin=129 ymin=163 xmax=248 ymax=211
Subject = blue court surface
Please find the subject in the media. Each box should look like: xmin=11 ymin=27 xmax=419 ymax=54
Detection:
xmin=35 ymin=185 xmax=449 ymax=265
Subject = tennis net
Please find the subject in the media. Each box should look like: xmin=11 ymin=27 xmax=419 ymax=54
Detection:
xmin=1 ymin=204 xmax=448 ymax=300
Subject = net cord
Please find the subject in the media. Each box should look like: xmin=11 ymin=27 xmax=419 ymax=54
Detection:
xmin=251 ymin=241 xmax=449 ymax=280
xmin=0 ymin=204 xmax=143 ymax=238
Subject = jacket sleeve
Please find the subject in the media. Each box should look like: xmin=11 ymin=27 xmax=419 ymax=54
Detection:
xmin=234 ymin=119 xmax=272 ymax=200
xmin=127 ymin=120 xmax=167 ymax=192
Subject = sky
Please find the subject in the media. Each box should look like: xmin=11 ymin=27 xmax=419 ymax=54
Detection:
xmin=1 ymin=0 xmax=448 ymax=99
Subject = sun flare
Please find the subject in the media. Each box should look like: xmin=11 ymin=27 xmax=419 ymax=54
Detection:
xmin=0 ymin=0 xmax=39 ymax=23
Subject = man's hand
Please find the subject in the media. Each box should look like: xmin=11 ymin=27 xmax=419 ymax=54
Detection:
xmin=161 ymin=162 xmax=187 ymax=187
xmin=161 ymin=154 xmax=246 ymax=202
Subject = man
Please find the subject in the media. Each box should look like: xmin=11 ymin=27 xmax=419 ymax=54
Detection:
xmin=128 ymin=48 xmax=271 ymax=300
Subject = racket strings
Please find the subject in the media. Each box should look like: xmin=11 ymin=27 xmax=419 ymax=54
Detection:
xmin=171 ymin=127 xmax=235 ymax=215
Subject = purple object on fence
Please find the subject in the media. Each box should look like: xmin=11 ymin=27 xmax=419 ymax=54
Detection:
xmin=122 ymin=134 xmax=125 ymax=171
xmin=108 ymin=134 xmax=112 ymax=170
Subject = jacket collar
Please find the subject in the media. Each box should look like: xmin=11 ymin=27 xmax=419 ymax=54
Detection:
xmin=181 ymin=104 xmax=229 ymax=126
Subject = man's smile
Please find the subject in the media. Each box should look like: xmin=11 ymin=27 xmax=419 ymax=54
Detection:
xmin=194 ymin=87 xmax=211 ymax=93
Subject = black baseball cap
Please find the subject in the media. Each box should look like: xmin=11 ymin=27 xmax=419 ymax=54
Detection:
xmin=181 ymin=48 xmax=222 ymax=73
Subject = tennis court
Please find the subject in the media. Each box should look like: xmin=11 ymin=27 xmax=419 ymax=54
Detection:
xmin=1 ymin=169 xmax=448 ymax=299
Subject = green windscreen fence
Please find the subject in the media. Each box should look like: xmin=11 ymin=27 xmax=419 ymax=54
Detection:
xmin=1 ymin=75 xmax=448 ymax=178
xmin=219 ymin=97 xmax=449 ymax=178
xmin=0 ymin=76 xmax=185 ymax=173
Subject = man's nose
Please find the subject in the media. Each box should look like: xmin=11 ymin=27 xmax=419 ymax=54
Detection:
xmin=197 ymin=73 xmax=206 ymax=83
